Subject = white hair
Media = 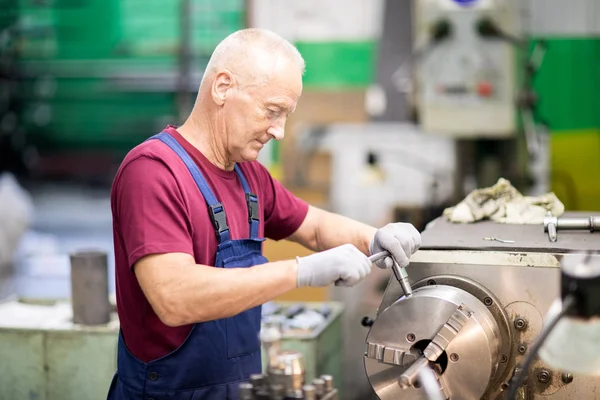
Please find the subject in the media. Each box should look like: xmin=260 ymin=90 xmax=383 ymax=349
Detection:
xmin=202 ymin=28 xmax=305 ymax=86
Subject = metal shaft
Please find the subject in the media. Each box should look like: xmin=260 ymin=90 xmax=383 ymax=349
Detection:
xmin=544 ymin=215 xmax=600 ymax=242
xmin=399 ymin=356 xmax=430 ymax=389
xmin=418 ymin=366 xmax=447 ymax=400
xmin=557 ymin=216 xmax=600 ymax=231
xmin=369 ymin=251 xmax=413 ymax=297
xmin=368 ymin=251 xmax=390 ymax=264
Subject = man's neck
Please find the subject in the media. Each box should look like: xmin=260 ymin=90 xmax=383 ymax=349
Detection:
xmin=177 ymin=115 xmax=234 ymax=171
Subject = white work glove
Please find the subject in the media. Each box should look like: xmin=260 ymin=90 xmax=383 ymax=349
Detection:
xmin=369 ymin=223 xmax=421 ymax=269
xmin=296 ymin=244 xmax=372 ymax=288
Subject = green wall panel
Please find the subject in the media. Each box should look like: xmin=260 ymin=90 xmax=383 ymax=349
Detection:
xmin=14 ymin=0 xmax=245 ymax=154
xmin=531 ymin=38 xmax=600 ymax=131
xmin=54 ymin=0 xmax=122 ymax=60
xmin=295 ymin=41 xmax=377 ymax=88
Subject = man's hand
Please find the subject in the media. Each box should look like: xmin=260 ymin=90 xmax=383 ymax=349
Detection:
xmin=296 ymin=244 xmax=372 ymax=287
xmin=369 ymin=223 xmax=421 ymax=269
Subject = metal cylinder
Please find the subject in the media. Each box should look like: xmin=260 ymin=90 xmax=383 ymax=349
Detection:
xmin=302 ymin=384 xmax=317 ymax=400
xmin=399 ymin=356 xmax=430 ymax=388
xmin=321 ymin=375 xmax=334 ymax=392
xmin=268 ymin=350 xmax=305 ymax=392
xmin=69 ymin=250 xmax=111 ymax=325
xmin=557 ymin=217 xmax=597 ymax=230
xmin=250 ymin=374 xmax=264 ymax=390
xmin=312 ymin=378 xmax=325 ymax=396
xmin=239 ymin=382 xmax=254 ymax=400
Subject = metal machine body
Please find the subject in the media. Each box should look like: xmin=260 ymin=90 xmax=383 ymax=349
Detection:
xmin=411 ymin=0 xmax=521 ymax=137
xmin=364 ymin=214 xmax=600 ymax=399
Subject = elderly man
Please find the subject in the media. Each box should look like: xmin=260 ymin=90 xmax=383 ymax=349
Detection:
xmin=107 ymin=28 xmax=420 ymax=400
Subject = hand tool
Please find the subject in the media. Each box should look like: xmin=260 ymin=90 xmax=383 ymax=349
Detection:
xmin=369 ymin=251 xmax=413 ymax=297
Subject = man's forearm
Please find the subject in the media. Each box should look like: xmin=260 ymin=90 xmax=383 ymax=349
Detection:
xmin=182 ymin=261 xmax=298 ymax=324
xmin=137 ymin=254 xmax=299 ymax=327
xmin=313 ymin=208 xmax=377 ymax=255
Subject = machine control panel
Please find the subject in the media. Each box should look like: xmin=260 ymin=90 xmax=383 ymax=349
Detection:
xmin=412 ymin=0 xmax=520 ymax=137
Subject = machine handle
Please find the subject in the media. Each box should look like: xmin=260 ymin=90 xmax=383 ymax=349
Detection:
xmin=368 ymin=251 xmax=390 ymax=264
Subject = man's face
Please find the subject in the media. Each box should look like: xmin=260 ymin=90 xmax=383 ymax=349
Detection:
xmin=220 ymin=58 xmax=303 ymax=163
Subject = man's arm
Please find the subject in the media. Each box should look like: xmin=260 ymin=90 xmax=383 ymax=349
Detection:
xmin=135 ymin=244 xmax=371 ymax=327
xmin=134 ymin=253 xmax=298 ymax=327
xmin=287 ymin=205 xmax=422 ymax=269
xmin=287 ymin=205 xmax=377 ymax=255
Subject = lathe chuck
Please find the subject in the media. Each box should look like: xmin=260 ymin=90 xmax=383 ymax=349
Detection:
xmin=364 ymin=285 xmax=502 ymax=399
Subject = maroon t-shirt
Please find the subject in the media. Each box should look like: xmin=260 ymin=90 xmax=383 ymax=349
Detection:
xmin=111 ymin=126 xmax=309 ymax=363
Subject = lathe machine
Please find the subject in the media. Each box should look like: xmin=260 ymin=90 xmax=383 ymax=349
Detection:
xmin=363 ymin=212 xmax=600 ymax=399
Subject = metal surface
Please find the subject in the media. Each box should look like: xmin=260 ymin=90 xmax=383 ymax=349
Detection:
xmin=69 ymin=250 xmax=111 ymax=325
xmin=544 ymin=215 xmax=600 ymax=242
xmin=420 ymin=212 xmax=600 ymax=253
xmin=368 ymin=248 xmax=600 ymax=398
xmin=364 ymin=285 xmax=502 ymax=400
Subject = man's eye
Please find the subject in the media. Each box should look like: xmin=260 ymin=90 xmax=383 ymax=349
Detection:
xmin=267 ymin=109 xmax=281 ymax=117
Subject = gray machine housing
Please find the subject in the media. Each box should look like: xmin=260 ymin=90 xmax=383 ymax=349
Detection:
xmin=364 ymin=212 xmax=600 ymax=399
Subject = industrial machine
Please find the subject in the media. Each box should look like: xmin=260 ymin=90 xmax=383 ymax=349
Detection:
xmin=363 ymin=212 xmax=600 ymax=399
xmin=410 ymin=0 xmax=521 ymax=137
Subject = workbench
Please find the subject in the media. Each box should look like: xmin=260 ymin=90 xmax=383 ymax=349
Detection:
xmin=0 ymin=300 xmax=344 ymax=400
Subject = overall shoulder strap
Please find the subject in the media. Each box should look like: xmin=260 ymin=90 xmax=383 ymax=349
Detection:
xmin=148 ymin=132 xmax=230 ymax=243
xmin=233 ymin=164 xmax=260 ymax=239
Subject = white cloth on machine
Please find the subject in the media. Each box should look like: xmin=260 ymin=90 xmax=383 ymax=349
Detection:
xmin=443 ymin=178 xmax=564 ymax=224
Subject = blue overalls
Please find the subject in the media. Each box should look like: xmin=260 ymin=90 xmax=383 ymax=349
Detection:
xmin=107 ymin=131 xmax=267 ymax=400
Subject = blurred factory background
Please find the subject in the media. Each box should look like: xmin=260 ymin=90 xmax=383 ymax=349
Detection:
xmin=0 ymin=0 xmax=599 ymax=399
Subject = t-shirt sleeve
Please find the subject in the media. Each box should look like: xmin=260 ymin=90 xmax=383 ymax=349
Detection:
xmin=256 ymin=164 xmax=309 ymax=241
xmin=113 ymin=155 xmax=194 ymax=268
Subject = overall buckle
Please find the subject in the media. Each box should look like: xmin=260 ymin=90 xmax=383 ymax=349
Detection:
xmin=209 ymin=203 xmax=229 ymax=236
xmin=246 ymin=193 xmax=259 ymax=222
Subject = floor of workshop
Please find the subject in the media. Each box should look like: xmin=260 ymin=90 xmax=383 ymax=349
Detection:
xmin=1 ymin=182 xmax=385 ymax=399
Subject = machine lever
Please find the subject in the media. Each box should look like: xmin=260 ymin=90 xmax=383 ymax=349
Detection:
xmin=544 ymin=214 xmax=600 ymax=242
xmin=369 ymin=251 xmax=413 ymax=297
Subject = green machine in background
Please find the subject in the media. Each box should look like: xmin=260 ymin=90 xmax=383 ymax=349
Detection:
xmin=9 ymin=0 xmax=245 ymax=179
xmin=525 ymin=0 xmax=600 ymax=212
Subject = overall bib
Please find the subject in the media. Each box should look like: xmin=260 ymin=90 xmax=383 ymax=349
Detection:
xmin=107 ymin=131 xmax=267 ymax=400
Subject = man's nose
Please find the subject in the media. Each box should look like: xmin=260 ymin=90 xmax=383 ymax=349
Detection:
xmin=267 ymin=125 xmax=285 ymax=140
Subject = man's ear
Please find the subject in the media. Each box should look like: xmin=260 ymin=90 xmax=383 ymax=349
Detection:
xmin=212 ymin=70 xmax=234 ymax=106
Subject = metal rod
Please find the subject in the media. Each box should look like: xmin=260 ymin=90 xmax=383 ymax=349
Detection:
xmin=369 ymin=251 xmax=413 ymax=297
xmin=368 ymin=251 xmax=389 ymax=264
xmin=547 ymin=222 xmax=557 ymax=242
xmin=399 ymin=356 xmax=430 ymax=389
xmin=417 ymin=366 xmax=446 ymax=400
xmin=544 ymin=215 xmax=600 ymax=242
xmin=556 ymin=217 xmax=600 ymax=231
